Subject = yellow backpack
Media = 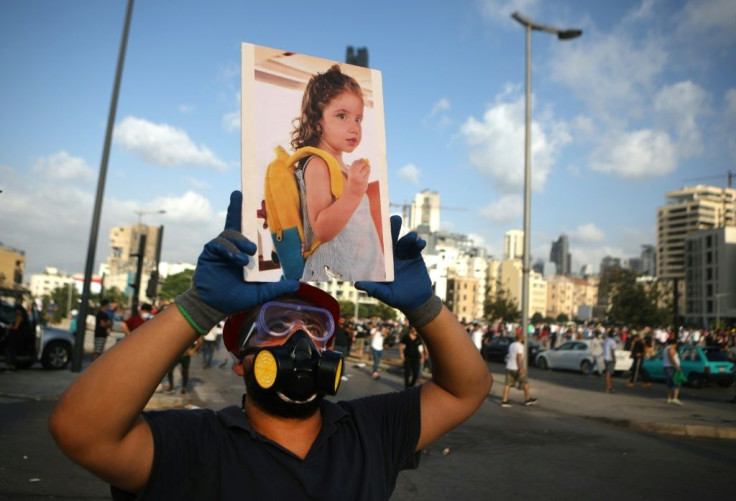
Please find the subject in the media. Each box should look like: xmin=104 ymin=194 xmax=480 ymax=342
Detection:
xmin=263 ymin=145 xmax=343 ymax=280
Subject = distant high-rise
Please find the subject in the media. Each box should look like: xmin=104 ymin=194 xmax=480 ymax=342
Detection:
xmin=504 ymin=230 xmax=524 ymax=260
xmin=657 ymin=185 xmax=736 ymax=279
xmin=600 ymin=256 xmax=622 ymax=275
xmin=550 ymin=235 xmax=571 ymax=276
xmin=409 ymin=190 xmax=441 ymax=233
xmin=345 ymin=46 xmax=369 ymax=67
xmin=532 ymin=260 xmax=545 ymax=275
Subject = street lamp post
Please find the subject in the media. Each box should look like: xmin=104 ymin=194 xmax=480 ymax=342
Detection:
xmin=134 ymin=209 xmax=166 ymax=226
xmin=72 ymin=0 xmax=135 ymax=373
xmin=511 ymin=11 xmax=581 ymax=374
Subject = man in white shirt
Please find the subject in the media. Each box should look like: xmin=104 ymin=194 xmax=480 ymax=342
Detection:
xmin=500 ymin=331 xmax=537 ymax=408
xmin=471 ymin=322 xmax=484 ymax=351
xmin=602 ymin=331 xmax=617 ymax=393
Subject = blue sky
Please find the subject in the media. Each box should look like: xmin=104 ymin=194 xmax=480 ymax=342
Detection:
xmin=2 ymin=0 xmax=735 ymax=277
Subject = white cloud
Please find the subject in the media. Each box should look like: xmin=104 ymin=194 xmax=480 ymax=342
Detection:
xmin=428 ymin=98 xmax=450 ymax=117
xmin=223 ymin=110 xmax=240 ymax=132
xmin=481 ymin=194 xmax=522 ymax=223
xmin=32 ymin=151 xmax=96 ymax=183
xmin=0 ymin=156 xmax=226 ymax=276
xmin=156 ymin=191 xmax=217 ymax=224
xmin=477 ymin=0 xmax=540 ymax=23
xmin=570 ymin=245 xmax=626 ymax=275
xmin=622 ymin=0 xmax=655 ymax=23
xmin=653 ymin=81 xmax=707 ymax=157
xmin=467 ymin=233 xmax=486 ymax=247
xmin=592 ymin=129 xmax=677 ymax=179
xmin=184 ymin=176 xmax=211 ymax=190
xmin=571 ymin=223 xmax=605 ymax=243
xmin=549 ymin=29 xmax=667 ymax=118
xmin=114 ymin=116 xmax=228 ymax=170
xmin=397 ymin=163 xmax=421 ymax=185
xmin=460 ymin=89 xmax=570 ymax=193
xmin=674 ymin=0 xmax=736 ymax=46
xmin=725 ymin=88 xmax=736 ymax=118
xmin=423 ymin=98 xmax=453 ymax=129
xmin=178 ymin=104 xmax=195 ymax=114
xmin=725 ymin=88 xmax=736 ymax=160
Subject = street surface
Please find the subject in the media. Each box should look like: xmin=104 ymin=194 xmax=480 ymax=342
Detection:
xmin=0 ymin=339 xmax=734 ymax=500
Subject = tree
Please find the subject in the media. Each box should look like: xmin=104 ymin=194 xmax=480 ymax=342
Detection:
xmin=531 ymin=312 xmax=545 ymax=325
xmin=604 ymin=267 xmax=671 ymax=327
xmin=369 ymin=302 xmax=397 ymax=321
xmin=338 ymin=301 xmax=355 ymax=318
xmin=159 ymin=270 xmax=194 ymax=301
xmin=45 ymin=284 xmax=80 ymax=323
xmin=103 ymin=287 xmax=128 ymax=307
xmin=555 ymin=313 xmax=569 ymax=323
xmin=484 ymin=289 xmax=519 ymax=323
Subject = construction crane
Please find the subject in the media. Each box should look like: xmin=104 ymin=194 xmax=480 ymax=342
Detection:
xmin=683 ymin=170 xmax=733 ymax=188
xmin=389 ymin=201 xmax=466 ymax=231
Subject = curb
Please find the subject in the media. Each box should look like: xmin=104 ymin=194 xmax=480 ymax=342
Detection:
xmin=587 ymin=415 xmax=736 ymax=441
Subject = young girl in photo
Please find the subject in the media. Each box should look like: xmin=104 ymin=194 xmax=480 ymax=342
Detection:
xmin=291 ymin=64 xmax=386 ymax=281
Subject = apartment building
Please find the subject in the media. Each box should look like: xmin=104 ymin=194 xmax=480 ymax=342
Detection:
xmin=499 ymin=259 xmax=547 ymax=319
xmin=29 ymin=267 xmax=74 ymax=298
xmin=446 ymin=276 xmax=481 ymax=323
xmin=657 ymin=185 xmax=736 ymax=279
xmin=684 ymin=226 xmax=736 ymax=327
xmin=0 ymin=243 xmax=25 ymax=287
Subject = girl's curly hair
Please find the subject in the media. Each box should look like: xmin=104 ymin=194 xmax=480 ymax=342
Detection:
xmin=291 ymin=64 xmax=362 ymax=151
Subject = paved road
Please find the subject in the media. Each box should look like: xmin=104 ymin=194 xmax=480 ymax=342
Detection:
xmin=1 ymin=340 xmax=735 ymax=500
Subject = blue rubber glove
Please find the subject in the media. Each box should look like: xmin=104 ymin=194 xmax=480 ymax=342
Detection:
xmin=356 ymin=215 xmax=434 ymax=311
xmin=175 ymin=191 xmax=300 ymax=335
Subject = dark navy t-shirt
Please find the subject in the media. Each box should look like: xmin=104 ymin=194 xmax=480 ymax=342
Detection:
xmin=112 ymin=387 xmax=421 ymax=500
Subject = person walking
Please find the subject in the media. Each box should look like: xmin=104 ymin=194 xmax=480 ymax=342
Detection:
xmin=121 ymin=303 xmax=153 ymax=336
xmin=399 ymin=326 xmax=425 ymax=388
xmin=602 ymin=330 xmax=617 ymax=393
xmin=589 ymin=331 xmax=604 ymax=376
xmin=333 ymin=316 xmax=350 ymax=356
xmin=663 ymin=338 xmax=683 ymax=405
xmin=93 ymin=299 xmax=112 ymax=361
xmin=500 ymin=331 xmax=537 ymax=408
xmin=627 ymin=332 xmax=651 ymax=387
xmin=370 ymin=323 xmax=385 ymax=379
xmin=3 ymin=303 xmax=31 ymax=371
xmin=200 ymin=322 xmax=221 ymax=369
xmin=166 ymin=337 xmax=202 ymax=394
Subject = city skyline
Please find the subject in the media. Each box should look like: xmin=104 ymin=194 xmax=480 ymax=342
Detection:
xmin=1 ymin=0 xmax=734 ymax=277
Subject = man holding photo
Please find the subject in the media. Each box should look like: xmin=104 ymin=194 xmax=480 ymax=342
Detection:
xmin=49 ymin=191 xmax=492 ymax=500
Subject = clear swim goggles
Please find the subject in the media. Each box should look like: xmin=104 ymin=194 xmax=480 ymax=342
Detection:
xmin=241 ymin=301 xmax=335 ymax=352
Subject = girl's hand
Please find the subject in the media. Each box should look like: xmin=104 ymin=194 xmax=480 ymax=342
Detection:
xmin=345 ymin=159 xmax=370 ymax=197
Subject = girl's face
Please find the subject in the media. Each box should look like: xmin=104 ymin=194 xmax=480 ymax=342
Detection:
xmin=318 ymin=90 xmax=363 ymax=154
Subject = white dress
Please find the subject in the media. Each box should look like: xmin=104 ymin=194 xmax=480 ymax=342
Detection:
xmin=296 ymin=156 xmax=386 ymax=282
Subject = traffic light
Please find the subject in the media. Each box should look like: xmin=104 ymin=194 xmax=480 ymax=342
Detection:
xmin=146 ymin=271 xmax=158 ymax=299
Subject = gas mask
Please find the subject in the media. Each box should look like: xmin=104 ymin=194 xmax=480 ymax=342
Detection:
xmin=246 ymin=330 xmax=344 ymax=403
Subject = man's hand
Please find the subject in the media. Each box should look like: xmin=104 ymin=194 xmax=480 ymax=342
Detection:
xmin=175 ymin=191 xmax=300 ymax=334
xmin=356 ymin=216 xmax=432 ymax=312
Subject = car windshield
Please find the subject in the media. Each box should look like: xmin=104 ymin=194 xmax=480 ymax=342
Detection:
xmin=703 ymin=348 xmax=729 ymax=362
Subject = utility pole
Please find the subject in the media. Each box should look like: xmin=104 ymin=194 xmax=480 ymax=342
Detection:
xmin=73 ymin=0 xmax=135 ymax=372
xmin=130 ymin=234 xmax=146 ymax=314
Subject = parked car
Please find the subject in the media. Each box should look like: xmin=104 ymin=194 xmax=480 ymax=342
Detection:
xmin=481 ymin=335 xmax=540 ymax=366
xmin=641 ymin=345 xmax=734 ymax=388
xmin=0 ymin=287 xmax=74 ymax=370
xmin=535 ymin=340 xmax=630 ymax=375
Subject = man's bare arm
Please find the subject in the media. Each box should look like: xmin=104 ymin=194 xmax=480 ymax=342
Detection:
xmin=48 ymin=307 xmax=198 ymax=492
xmin=416 ymin=307 xmax=492 ymax=451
